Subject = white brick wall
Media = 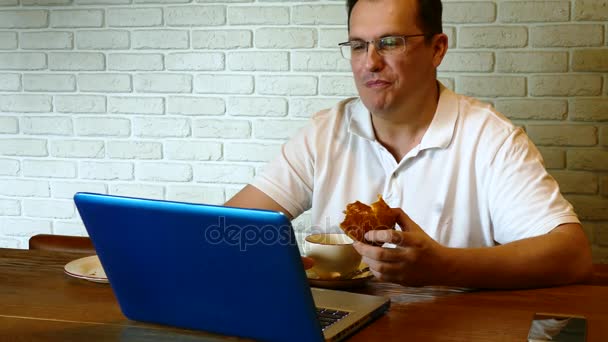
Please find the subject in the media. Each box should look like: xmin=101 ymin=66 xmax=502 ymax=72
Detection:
xmin=167 ymin=96 xmax=224 ymax=115
xmin=109 ymin=96 xmax=164 ymax=114
xmin=21 ymin=32 xmax=73 ymax=50
xmin=106 ymin=140 xmax=162 ymax=159
xmin=0 ymin=1 xmax=606 ymax=262
xmin=55 ymin=95 xmax=106 ymax=113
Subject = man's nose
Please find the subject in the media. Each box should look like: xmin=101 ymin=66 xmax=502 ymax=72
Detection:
xmin=364 ymin=43 xmax=384 ymax=72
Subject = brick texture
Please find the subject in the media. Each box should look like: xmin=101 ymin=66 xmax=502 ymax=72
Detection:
xmin=530 ymin=24 xmax=604 ymax=47
xmin=574 ymin=0 xmax=608 ymax=20
xmin=496 ymin=52 xmax=568 ymax=73
xmin=570 ymin=99 xmax=608 ymax=122
xmin=21 ymin=32 xmax=73 ymax=50
xmin=529 ymin=75 xmax=602 ymax=96
xmin=527 ymin=125 xmax=597 ymax=146
xmin=498 ymin=2 xmax=570 ymax=23
xmin=495 ymin=99 xmax=567 ymax=120
xmin=444 ymin=2 xmax=496 ymax=23
xmin=550 ymin=171 xmax=598 ymax=194
xmin=572 ymin=49 xmax=608 ymax=72
xmin=166 ymin=185 xmax=224 ymax=205
xmin=107 ymin=141 xmax=162 ymax=159
xmin=55 ymin=95 xmax=106 ymax=113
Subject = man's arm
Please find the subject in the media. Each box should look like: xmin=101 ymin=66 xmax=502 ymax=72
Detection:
xmin=226 ymin=185 xmax=314 ymax=269
xmin=225 ymin=185 xmax=293 ymax=219
xmin=439 ymin=222 xmax=593 ymax=288
xmin=354 ymin=209 xmax=593 ymax=289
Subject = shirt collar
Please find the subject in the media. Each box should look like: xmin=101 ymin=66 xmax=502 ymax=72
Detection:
xmin=348 ymin=81 xmax=459 ymax=150
xmin=347 ymin=98 xmax=376 ymax=141
xmin=419 ymin=82 xmax=459 ymax=150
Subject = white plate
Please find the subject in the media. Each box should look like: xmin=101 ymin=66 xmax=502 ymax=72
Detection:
xmin=64 ymin=255 xmax=109 ymax=283
xmin=306 ymin=263 xmax=373 ymax=289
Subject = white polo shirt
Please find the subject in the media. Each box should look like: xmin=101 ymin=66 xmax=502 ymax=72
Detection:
xmin=252 ymin=84 xmax=579 ymax=247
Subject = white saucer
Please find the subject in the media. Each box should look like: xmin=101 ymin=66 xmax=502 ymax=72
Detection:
xmin=64 ymin=255 xmax=109 ymax=283
xmin=306 ymin=263 xmax=373 ymax=289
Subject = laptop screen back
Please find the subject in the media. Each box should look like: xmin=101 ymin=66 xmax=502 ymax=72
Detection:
xmin=74 ymin=192 xmax=324 ymax=342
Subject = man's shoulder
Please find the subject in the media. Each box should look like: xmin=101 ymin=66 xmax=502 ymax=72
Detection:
xmin=310 ymin=97 xmax=359 ymax=122
xmin=449 ymin=91 xmax=529 ymax=161
xmin=454 ymin=92 xmax=515 ymax=131
xmin=307 ymin=97 xmax=361 ymax=136
xmin=450 ymin=92 xmax=521 ymax=146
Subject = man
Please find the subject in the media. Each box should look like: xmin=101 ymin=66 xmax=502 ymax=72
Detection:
xmin=226 ymin=0 xmax=593 ymax=288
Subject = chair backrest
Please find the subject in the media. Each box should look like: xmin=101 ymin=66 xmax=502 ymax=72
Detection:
xmin=588 ymin=264 xmax=608 ymax=286
xmin=29 ymin=234 xmax=96 ymax=254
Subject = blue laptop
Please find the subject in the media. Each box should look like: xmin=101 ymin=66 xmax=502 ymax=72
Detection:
xmin=74 ymin=192 xmax=390 ymax=342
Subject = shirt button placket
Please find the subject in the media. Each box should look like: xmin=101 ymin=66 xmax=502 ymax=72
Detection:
xmin=383 ymin=172 xmax=398 ymax=206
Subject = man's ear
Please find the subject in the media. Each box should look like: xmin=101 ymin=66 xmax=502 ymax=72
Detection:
xmin=431 ymin=33 xmax=448 ymax=69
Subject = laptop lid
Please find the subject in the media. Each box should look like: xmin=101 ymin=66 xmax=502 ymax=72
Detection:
xmin=74 ymin=192 xmax=324 ymax=342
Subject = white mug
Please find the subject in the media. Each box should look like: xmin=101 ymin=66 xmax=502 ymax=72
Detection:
xmin=304 ymin=233 xmax=362 ymax=279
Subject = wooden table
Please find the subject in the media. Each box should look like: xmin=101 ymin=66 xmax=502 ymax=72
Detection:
xmin=2 ymin=248 xmax=607 ymax=341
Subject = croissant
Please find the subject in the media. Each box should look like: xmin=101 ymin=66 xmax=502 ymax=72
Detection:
xmin=339 ymin=195 xmax=398 ymax=245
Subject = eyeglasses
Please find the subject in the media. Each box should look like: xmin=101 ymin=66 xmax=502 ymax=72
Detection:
xmin=338 ymin=34 xmax=427 ymax=60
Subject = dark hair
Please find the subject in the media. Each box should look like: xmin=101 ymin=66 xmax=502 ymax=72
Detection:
xmin=346 ymin=0 xmax=443 ymax=42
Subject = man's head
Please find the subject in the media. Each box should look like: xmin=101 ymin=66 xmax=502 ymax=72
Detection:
xmin=345 ymin=0 xmax=448 ymax=118
xmin=347 ymin=0 xmax=443 ymax=41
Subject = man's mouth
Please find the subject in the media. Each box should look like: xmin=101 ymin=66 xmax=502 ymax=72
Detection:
xmin=365 ymin=79 xmax=391 ymax=88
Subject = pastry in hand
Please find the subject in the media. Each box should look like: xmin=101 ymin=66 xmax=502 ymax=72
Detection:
xmin=339 ymin=195 xmax=398 ymax=245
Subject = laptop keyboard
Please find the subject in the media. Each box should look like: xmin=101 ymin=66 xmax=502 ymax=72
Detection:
xmin=316 ymin=308 xmax=350 ymax=331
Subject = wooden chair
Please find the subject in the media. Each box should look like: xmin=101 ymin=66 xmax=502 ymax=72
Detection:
xmin=28 ymin=234 xmax=96 ymax=254
xmin=589 ymin=264 xmax=608 ymax=286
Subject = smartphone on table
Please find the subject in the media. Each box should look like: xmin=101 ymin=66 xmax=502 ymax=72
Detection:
xmin=528 ymin=313 xmax=587 ymax=342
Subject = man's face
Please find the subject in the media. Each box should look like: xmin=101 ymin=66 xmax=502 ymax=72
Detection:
xmin=349 ymin=0 xmax=441 ymax=116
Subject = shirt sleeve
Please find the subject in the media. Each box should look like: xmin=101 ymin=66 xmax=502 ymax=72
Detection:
xmin=487 ymin=128 xmax=580 ymax=244
xmin=250 ymin=124 xmax=315 ymax=218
